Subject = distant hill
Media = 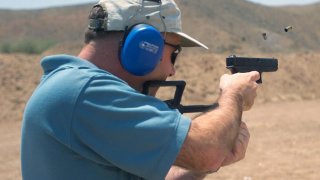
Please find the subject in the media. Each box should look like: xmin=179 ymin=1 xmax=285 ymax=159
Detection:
xmin=177 ymin=0 xmax=320 ymax=53
xmin=0 ymin=4 xmax=91 ymax=54
xmin=0 ymin=0 xmax=319 ymax=54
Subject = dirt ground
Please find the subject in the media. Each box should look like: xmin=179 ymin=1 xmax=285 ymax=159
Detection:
xmin=208 ymin=99 xmax=320 ymax=180
xmin=1 ymin=99 xmax=319 ymax=180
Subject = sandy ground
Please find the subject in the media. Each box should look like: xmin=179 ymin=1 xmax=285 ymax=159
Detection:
xmin=208 ymin=99 xmax=320 ymax=180
xmin=1 ymin=99 xmax=319 ymax=180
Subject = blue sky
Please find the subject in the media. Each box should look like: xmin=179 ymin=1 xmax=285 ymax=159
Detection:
xmin=0 ymin=0 xmax=319 ymax=10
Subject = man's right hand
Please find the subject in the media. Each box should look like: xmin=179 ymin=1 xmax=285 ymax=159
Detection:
xmin=219 ymin=71 xmax=260 ymax=111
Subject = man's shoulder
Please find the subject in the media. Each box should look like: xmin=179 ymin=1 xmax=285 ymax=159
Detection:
xmin=35 ymin=54 xmax=129 ymax=105
xmin=40 ymin=54 xmax=98 ymax=74
xmin=39 ymin=54 xmax=124 ymax=85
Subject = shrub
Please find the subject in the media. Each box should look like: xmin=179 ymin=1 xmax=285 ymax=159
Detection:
xmin=0 ymin=43 xmax=12 ymax=53
xmin=0 ymin=39 xmax=56 ymax=54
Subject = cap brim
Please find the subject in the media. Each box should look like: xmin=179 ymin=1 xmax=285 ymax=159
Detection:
xmin=173 ymin=32 xmax=209 ymax=50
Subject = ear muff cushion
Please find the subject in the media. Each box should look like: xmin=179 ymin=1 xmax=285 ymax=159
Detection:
xmin=120 ymin=24 xmax=164 ymax=76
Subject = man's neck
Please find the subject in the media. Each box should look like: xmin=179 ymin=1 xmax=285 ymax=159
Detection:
xmin=78 ymin=41 xmax=146 ymax=93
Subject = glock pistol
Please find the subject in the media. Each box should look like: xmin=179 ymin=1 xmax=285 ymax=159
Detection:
xmin=226 ymin=55 xmax=278 ymax=83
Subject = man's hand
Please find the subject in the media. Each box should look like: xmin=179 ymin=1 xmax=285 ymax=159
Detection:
xmin=221 ymin=122 xmax=250 ymax=166
xmin=219 ymin=71 xmax=260 ymax=111
xmin=165 ymin=166 xmax=207 ymax=180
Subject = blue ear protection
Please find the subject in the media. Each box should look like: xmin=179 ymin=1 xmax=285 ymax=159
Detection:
xmin=120 ymin=24 xmax=164 ymax=76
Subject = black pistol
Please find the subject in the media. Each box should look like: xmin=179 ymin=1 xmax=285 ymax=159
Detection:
xmin=226 ymin=55 xmax=278 ymax=83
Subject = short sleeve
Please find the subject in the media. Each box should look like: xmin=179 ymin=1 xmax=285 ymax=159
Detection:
xmin=70 ymin=75 xmax=191 ymax=180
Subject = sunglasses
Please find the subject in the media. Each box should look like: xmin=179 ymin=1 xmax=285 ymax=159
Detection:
xmin=164 ymin=42 xmax=182 ymax=65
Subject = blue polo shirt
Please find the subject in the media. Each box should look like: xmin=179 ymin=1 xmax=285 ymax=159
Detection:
xmin=21 ymin=55 xmax=191 ymax=180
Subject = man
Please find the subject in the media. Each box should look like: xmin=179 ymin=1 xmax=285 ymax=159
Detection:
xmin=21 ymin=0 xmax=259 ymax=179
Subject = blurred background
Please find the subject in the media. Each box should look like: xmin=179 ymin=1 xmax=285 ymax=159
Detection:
xmin=0 ymin=0 xmax=319 ymax=179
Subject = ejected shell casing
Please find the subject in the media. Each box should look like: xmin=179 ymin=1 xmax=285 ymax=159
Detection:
xmin=262 ymin=32 xmax=267 ymax=40
xmin=284 ymin=26 xmax=293 ymax=32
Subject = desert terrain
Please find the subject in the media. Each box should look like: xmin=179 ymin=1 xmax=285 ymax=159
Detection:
xmin=1 ymin=0 xmax=320 ymax=179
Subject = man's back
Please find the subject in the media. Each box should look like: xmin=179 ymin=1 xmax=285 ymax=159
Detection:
xmin=20 ymin=55 xmax=138 ymax=179
xmin=21 ymin=55 xmax=190 ymax=180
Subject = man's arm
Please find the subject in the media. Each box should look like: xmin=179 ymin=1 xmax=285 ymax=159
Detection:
xmin=174 ymin=71 xmax=259 ymax=173
xmin=166 ymin=122 xmax=250 ymax=180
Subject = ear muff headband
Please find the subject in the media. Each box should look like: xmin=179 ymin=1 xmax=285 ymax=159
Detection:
xmin=120 ymin=24 xmax=164 ymax=76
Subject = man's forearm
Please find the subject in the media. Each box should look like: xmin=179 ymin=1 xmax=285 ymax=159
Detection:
xmin=213 ymin=89 xmax=243 ymax=148
xmin=175 ymin=90 xmax=243 ymax=172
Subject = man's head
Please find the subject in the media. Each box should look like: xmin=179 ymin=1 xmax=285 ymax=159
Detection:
xmin=81 ymin=0 xmax=207 ymax=94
